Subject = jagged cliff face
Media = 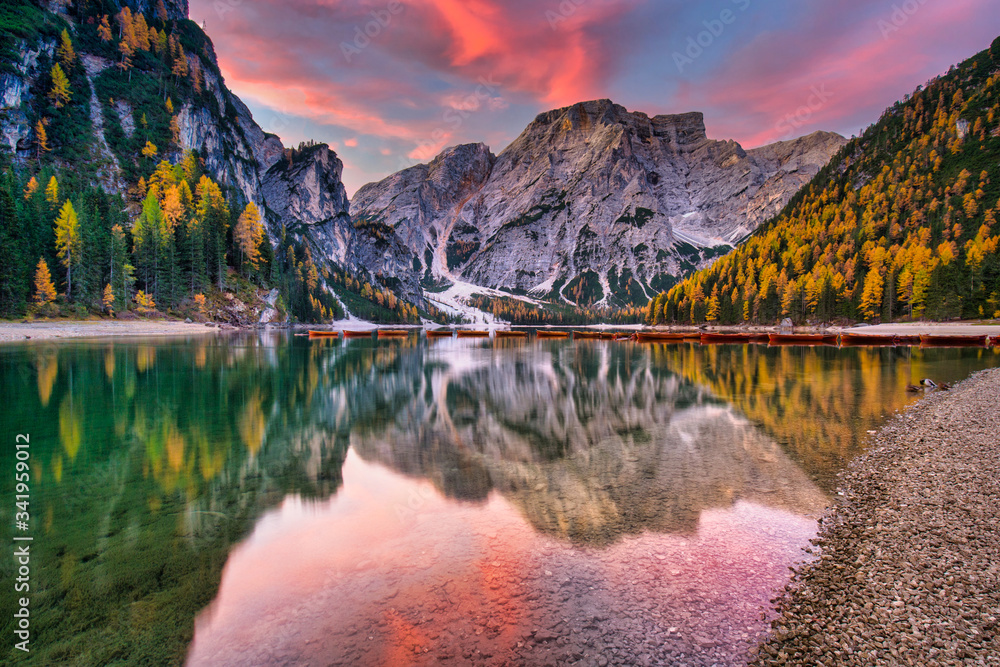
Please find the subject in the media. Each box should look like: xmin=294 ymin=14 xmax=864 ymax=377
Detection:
xmin=351 ymin=143 xmax=496 ymax=286
xmin=352 ymin=100 xmax=845 ymax=304
xmin=1 ymin=39 xmax=54 ymax=156
xmin=262 ymin=144 xmax=423 ymax=303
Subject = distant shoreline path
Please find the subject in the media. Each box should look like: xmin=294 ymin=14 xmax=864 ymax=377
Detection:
xmin=3 ymin=320 xmax=1000 ymax=343
xmin=0 ymin=320 xmax=218 ymax=343
xmin=752 ymin=367 xmax=1000 ymax=665
xmin=839 ymin=322 xmax=1000 ymax=336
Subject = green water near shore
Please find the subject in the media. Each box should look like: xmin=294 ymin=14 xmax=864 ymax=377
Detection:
xmin=1 ymin=335 xmax=996 ymax=665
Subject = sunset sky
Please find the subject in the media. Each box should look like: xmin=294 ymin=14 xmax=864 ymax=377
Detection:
xmin=188 ymin=0 xmax=1000 ymax=196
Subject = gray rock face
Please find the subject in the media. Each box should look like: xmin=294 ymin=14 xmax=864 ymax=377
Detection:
xmin=0 ymin=40 xmax=55 ymax=156
xmin=263 ymin=145 xmax=422 ymax=304
xmin=352 ymin=100 xmax=845 ymax=304
xmin=351 ymin=143 xmax=496 ymax=283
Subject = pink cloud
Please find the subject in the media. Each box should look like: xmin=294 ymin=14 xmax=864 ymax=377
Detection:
xmin=194 ymin=0 xmax=642 ymax=145
xmin=681 ymin=0 xmax=996 ymax=147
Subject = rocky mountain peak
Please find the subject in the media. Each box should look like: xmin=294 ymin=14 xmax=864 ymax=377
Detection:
xmin=352 ymin=99 xmax=846 ymax=306
xmin=519 ymin=100 xmax=708 ymax=150
xmin=263 ymin=143 xmax=350 ymax=230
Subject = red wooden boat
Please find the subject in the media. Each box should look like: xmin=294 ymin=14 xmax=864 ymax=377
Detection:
xmin=456 ymin=330 xmax=490 ymax=338
xmin=378 ymin=329 xmax=410 ymax=338
xmin=768 ymin=333 xmax=840 ymax=346
xmin=342 ymin=330 xmax=373 ymax=338
xmin=991 ymin=336 xmax=1000 ymax=347
xmin=495 ymin=330 xmax=528 ymax=338
xmin=535 ymin=330 xmax=570 ymax=339
xmin=749 ymin=333 xmax=772 ymax=344
xmin=839 ymin=333 xmax=897 ymax=346
xmin=893 ymin=335 xmax=921 ymax=346
xmin=573 ymin=330 xmax=602 ymax=339
xmin=426 ymin=329 xmax=454 ymax=338
xmin=307 ymin=330 xmax=339 ymax=337
xmin=919 ymin=334 xmax=988 ymax=347
xmin=700 ymin=333 xmax=752 ymax=344
xmin=635 ymin=332 xmax=689 ymax=342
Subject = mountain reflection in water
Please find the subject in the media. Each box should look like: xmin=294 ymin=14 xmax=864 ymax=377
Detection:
xmin=347 ymin=340 xmax=828 ymax=546
xmin=0 ymin=335 xmax=995 ymax=666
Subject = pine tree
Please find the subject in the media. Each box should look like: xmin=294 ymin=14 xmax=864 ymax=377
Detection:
xmin=134 ymin=13 xmax=151 ymax=51
xmin=133 ymin=191 xmax=163 ymax=295
xmin=45 ymin=176 xmax=59 ymax=205
xmin=0 ymin=179 xmax=28 ymax=315
xmin=34 ymin=120 xmax=49 ymax=158
xmin=33 ymin=258 xmax=57 ymax=305
xmin=102 ymin=284 xmax=115 ymax=314
xmin=23 ymin=177 xmax=38 ymax=200
xmin=235 ymin=202 xmax=264 ymax=273
xmin=48 ymin=64 xmax=72 ymax=109
xmin=98 ymin=16 xmax=113 ymax=42
xmin=57 ymin=29 xmax=76 ymax=68
xmin=54 ymin=201 xmax=81 ymax=299
xmin=110 ymin=223 xmax=128 ymax=307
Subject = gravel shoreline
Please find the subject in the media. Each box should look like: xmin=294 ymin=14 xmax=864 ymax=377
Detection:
xmin=0 ymin=320 xmax=220 ymax=343
xmin=751 ymin=368 xmax=1000 ymax=666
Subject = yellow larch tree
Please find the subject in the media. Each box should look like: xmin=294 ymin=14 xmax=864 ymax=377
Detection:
xmin=23 ymin=176 xmax=38 ymax=200
xmin=48 ymin=64 xmax=72 ymax=108
xmin=33 ymin=258 xmax=57 ymax=305
xmin=98 ymin=15 xmax=113 ymax=42
xmin=235 ymin=202 xmax=265 ymax=271
xmin=54 ymin=200 xmax=81 ymax=299
xmin=57 ymin=29 xmax=75 ymax=68
xmin=34 ymin=120 xmax=49 ymax=158
xmin=102 ymin=284 xmax=116 ymax=314
xmin=45 ymin=176 xmax=59 ymax=205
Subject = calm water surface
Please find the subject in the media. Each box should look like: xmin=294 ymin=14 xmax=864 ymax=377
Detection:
xmin=1 ymin=334 xmax=997 ymax=666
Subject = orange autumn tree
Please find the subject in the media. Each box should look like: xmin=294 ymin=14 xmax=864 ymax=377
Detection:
xmin=235 ymin=202 xmax=264 ymax=273
xmin=33 ymin=258 xmax=57 ymax=306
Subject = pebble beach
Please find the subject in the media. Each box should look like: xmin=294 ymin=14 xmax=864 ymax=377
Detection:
xmin=752 ymin=368 xmax=1000 ymax=666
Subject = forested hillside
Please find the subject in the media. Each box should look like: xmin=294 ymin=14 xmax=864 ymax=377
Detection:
xmin=0 ymin=1 xmax=442 ymax=324
xmin=651 ymin=37 xmax=1000 ymax=325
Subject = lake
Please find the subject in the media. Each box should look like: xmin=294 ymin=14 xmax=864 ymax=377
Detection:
xmin=2 ymin=334 xmax=997 ymax=666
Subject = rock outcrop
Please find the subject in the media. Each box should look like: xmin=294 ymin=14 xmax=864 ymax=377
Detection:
xmin=352 ymin=100 xmax=846 ymax=305
xmin=262 ymin=144 xmax=422 ymax=303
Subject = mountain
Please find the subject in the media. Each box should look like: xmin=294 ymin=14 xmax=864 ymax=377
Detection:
xmin=654 ymin=36 xmax=1000 ymax=325
xmin=0 ymin=0 xmax=425 ymax=323
xmin=351 ymin=100 xmax=845 ymax=307
xmin=0 ymin=1 xmax=844 ymax=324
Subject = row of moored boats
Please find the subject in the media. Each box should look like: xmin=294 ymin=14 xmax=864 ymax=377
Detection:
xmin=307 ymin=329 xmax=1000 ymax=347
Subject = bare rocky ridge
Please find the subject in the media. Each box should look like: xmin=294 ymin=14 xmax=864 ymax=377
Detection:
xmin=352 ymin=100 xmax=846 ymax=305
xmin=262 ymin=144 xmax=423 ymax=303
xmin=753 ymin=368 xmax=1000 ymax=665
